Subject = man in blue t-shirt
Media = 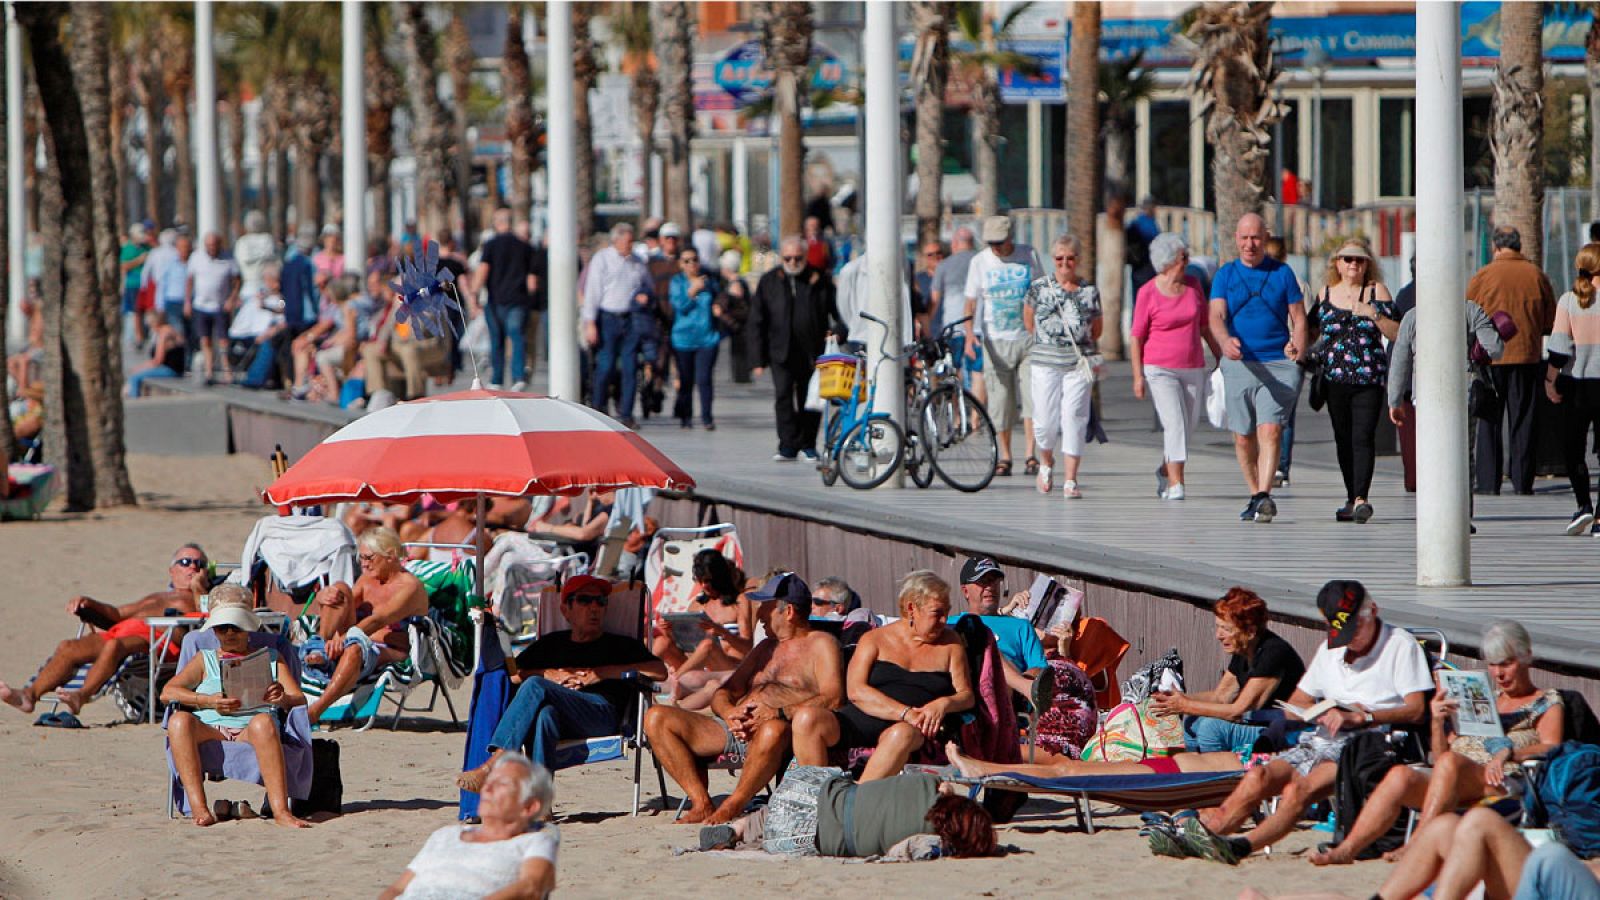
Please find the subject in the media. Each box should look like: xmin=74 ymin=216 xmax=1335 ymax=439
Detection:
xmin=1208 ymin=213 xmax=1307 ymax=524
xmin=947 ymin=556 xmax=1047 ymax=699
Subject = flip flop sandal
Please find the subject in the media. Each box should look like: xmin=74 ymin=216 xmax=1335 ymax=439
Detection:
xmin=35 ymin=711 xmax=85 ymax=729
xmin=1024 ymin=457 xmax=1040 ymax=476
xmin=995 ymin=460 xmax=1013 ymax=477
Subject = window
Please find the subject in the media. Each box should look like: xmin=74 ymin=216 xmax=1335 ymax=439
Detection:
xmin=1462 ymin=95 xmax=1493 ymax=189
xmin=1378 ymin=97 xmax=1416 ymax=198
xmin=1148 ymin=100 xmax=1191 ymax=208
xmin=1316 ymin=97 xmax=1354 ymax=210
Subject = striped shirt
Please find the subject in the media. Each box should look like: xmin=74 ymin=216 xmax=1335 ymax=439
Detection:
xmin=1547 ymin=291 xmax=1600 ymax=380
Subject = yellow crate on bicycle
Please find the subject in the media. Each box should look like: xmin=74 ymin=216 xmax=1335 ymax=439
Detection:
xmin=814 ymin=354 xmax=860 ymax=400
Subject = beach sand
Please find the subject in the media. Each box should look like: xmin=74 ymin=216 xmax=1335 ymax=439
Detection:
xmin=0 ymin=454 xmax=1394 ymax=899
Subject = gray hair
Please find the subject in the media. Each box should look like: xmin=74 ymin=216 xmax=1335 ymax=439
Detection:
xmin=1150 ymin=232 xmax=1190 ymax=272
xmin=175 ymin=543 xmax=208 ymax=566
xmin=1491 ymin=226 xmax=1521 ymax=252
xmin=779 ymin=234 xmax=805 ymax=255
xmin=491 ymin=750 xmax=554 ymax=811
xmin=609 ymin=222 xmax=635 ymax=240
xmin=1481 ymin=619 xmax=1533 ymax=664
xmin=951 ymin=226 xmax=976 ymax=250
xmin=812 ymin=576 xmax=855 ymax=609
xmin=244 ymin=210 xmax=267 ymax=234
xmin=1052 ymin=234 xmax=1082 ymax=258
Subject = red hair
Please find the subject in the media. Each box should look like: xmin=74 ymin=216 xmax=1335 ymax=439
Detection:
xmin=925 ymin=794 xmax=997 ymax=858
xmin=1214 ymin=587 xmax=1268 ymax=637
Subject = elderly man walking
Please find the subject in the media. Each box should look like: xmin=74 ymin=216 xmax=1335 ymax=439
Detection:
xmin=1209 ymin=213 xmax=1307 ymax=523
xmin=963 ymin=216 xmax=1044 ymax=476
xmin=583 ymin=223 xmax=655 ymax=426
xmin=1467 ymin=226 xmax=1556 ymax=495
xmin=749 ymin=235 xmax=844 ymax=461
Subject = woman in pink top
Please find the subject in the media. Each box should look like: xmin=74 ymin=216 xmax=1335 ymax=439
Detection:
xmin=1131 ymin=233 xmax=1222 ymax=500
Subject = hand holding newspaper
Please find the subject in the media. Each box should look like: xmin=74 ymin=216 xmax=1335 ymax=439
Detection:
xmin=1438 ymin=670 xmax=1505 ymax=739
xmin=220 ymin=647 xmax=275 ymax=711
xmin=1010 ymin=576 xmax=1083 ymax=634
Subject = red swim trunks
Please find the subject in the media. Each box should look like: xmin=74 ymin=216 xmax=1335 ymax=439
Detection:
xmin=1138 ymin=756 xmax=1182 ymax=775
xmin=101 ymin=616 xmax=196 ymax=659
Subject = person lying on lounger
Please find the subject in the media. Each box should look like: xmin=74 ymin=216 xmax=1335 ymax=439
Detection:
xmin=162 ymin=603 xmax=312 ymax=829
xmin=301 ymin=526 xmax=429 ymax=723
xmin=383 ymin=752 xmax=558 ymax=900
xmin=696 ymin=767 xmax=996 ymax=859
xmin=0 ymin=543 xmax=210 ymax=717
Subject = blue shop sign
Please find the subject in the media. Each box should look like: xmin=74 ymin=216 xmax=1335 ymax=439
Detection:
xmin=713 ymin=40 xmax=846 ymax=107
xmin=998 ymin=39 xmax=1065 ymax=103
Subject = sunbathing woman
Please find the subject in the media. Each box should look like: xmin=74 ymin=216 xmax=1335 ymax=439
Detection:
xmin=162 ymin=605 xmax=312 ymax=828
xmin=945 ymin=739 xmax=1243 ymax=780
xmin=1309 ymin=619 xmax=1562 ymax=866
xmin=650 ymin=550 xmax=755 ymax=710
xmin=790 ymin=570 xmax=973 ymax=781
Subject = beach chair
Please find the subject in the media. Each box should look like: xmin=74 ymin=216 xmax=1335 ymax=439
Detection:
xmin=643 ymin=524 xmax=743 ymax=631
xmin=966 ymin=770 xmax=1249 ymax=834
xmin=299 ymin=613 xmax=467 ymax=732
xmin=0 ymin=462 xmax=56 ymax=520
xmin=163 ymin=627 xmax=313 ymax=817
xmin=232 ymin=514 xmax=357 ymax=616
xmin=26 ymin=620 xmax=185 ymax=724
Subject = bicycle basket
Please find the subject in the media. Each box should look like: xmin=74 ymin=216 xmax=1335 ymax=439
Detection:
xmin=815 ymin=355 xmax=860 ymax=400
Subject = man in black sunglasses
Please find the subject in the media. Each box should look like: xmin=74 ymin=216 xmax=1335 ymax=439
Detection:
xmin=749 ymin=235 xmax=845 ymax=461
xmin=2 ymin=543 xmax=209 ymax=717
xmin=457 ymin=575 xmax=666 ymax=793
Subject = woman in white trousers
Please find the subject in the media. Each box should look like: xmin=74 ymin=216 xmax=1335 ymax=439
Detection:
xmin=1025 ymin=235 xmax=1102 ymax=498
xmin=1131 ymin=233 xmax=1223 ymax=500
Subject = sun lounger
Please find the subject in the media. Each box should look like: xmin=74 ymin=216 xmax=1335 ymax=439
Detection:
xmin=967 ymin=770 xmax=1248 ymax=834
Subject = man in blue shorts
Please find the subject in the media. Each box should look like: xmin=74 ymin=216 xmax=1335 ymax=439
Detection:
xmin=1208 ymin=213 xmax=1307 ymax=523
xmin=950 ymin=555 xmax=1047 ymax=698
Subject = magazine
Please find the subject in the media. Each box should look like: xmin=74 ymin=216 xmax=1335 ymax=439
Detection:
xmin=1438 ymin=670 xmax=1505 ymax=739
xmin=219 ymin=647 xmax=275 ymax=710
xmin=1011 ymin=575 xmax=1083 ymax=634
xmin=660 ymin=612 xmax=726 ymax=654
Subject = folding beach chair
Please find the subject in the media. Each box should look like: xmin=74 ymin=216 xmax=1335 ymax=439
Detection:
xmin=966 ymin=770 xmax=1249 ymax=834
xmin=643 ymin=524 xmax=743 ymax=631
xmin=299 ymin=613 xmax=468 ymax=732
xmin=0 ymin=463 xmax=56 ymax=521
xmin=27 ymin=620 xmax=185 ymax=724
xmin=163 ymin=627 xmax=313 ymax=817
xmin=231 ymin=514 xmax=357 ymax=616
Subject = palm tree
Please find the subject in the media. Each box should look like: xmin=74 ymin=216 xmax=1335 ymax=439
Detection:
xmin=611 ymin=2 xmax=657 ymax=226
xmin=573 ymin=1 xmax=600 ymax=239
xmin=654 ymin=2 xmax=695 ymax=229
xmin=1183 ymin=2 xmax=1283 ymax=260
xmin=0 ymin=27 xmax=13 ymax=466
xmin=158 ymin=6 xmax=197 ymax=231
xmin=759 ymin=1 xmax=812 ymax=239
xmin=909 ymin=1 xmax=952 ymax=248
xmin=1588 ymin=5 xmax=1600 ymax=220
xmin=1065 ymin=1 xmax=1100 ymax=272
xmin=1100 ymin=51 xmax=1155 ymax=202
xmin=953 ymin=2 xmax=1038 ymax=218
xmin=399 ymin=1 xmax=453 ymax=239
xmin=366 ymin=4 xmax=400 ymax=244
xmin=446 ymin=8 xmax=476 ymax=240
xmin=1493 ymin=2 xmax=1546 ymax=267
xmin=19 ymin=1 xmax=136 ymax=509
xmin=503 ymin=3 xmax=536 ymax=223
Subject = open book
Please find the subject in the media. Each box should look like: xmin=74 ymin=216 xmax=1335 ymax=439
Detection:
xmin=1275 ymin=698 xmax=1362 ymax=722
xmin=219 ymin=647 xmax=275 ymax=711
xmin=1439 ymin=670 xmax=1504 ymax=738
xmin=1012 ymin=575 xmax=1083 ymax=634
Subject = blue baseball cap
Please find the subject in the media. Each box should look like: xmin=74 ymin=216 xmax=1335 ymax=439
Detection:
xmin=749 ymin=572 xmax=810 ymax=605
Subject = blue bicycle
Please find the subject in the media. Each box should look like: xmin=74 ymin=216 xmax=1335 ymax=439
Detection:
xmin=816 ymin=313 xmax=906 ymax=490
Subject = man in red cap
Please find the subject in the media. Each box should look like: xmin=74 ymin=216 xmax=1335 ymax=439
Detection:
xmin=1171 ymin=580 xmax=1433 ymax=864
xmin=457 ymin=575 xmax=666 ymax=792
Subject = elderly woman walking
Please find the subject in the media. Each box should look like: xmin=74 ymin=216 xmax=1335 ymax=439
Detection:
xmin=1132 ymin=233 xmax=1223 ymax=500
xmin=1024 ymin=235 xmax=1103 ymax=498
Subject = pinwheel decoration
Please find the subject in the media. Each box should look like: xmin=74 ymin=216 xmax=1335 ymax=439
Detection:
xmin=391 ymin=238 xmax=463 ymax=340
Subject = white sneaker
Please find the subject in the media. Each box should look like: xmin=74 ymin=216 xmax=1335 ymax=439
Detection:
xmin=487 ymin=382 xmax=504 ymax=391
xmin=511 ymin=380 xmax=528 ymax=392
xmin=1062 ymin=480 xmax=1082 ymax=499
xmin=1036 ymin=465 xmax=1053 ymax=495
xmin=1163 ymin=484 xmax=1186 ymax=501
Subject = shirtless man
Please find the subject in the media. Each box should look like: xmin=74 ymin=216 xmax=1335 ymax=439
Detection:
xmin=302 ymin=527 xmax=429 ymax=723
xmin=1 ymin=543 xmax=209 ymax=716
xmin=643 ymin=572 xmax=844 ymax=825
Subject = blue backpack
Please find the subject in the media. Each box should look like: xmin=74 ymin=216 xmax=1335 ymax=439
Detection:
xmin=1524 ymin=741 xmax=1600 ymax=859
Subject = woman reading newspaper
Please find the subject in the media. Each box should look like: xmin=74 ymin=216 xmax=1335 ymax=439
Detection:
xmin=161 ymin=605 xmax=312 ymax=829
xmin=1309 ymin=620 xmax=1564 ymax=866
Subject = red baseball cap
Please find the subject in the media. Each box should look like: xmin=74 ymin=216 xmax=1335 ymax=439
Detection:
xmin=561 ymin=574 xmax=613 ymax=602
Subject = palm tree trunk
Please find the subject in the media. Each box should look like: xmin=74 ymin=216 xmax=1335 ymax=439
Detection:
xmin=20 ymin=1 xmax=126 ymax=509
xmin=447 ymin=9 xmax=475 ymax=240
xmin=141 ymin=60 xmax=165 ymax=226
xmin=655 ymin=2 xmax=694 ymax=230
xmin=0 ymin=27 xmax=14 ymax=463
xmin=366 ymin=18 xmax=398 ymax=243
xmin=1492 ymin=1 xmax=1546 ymax=267
xmin=910 ymin=1 xmax=950 ymax=248
xmin=502 ymin=4 xmax=535 ymax=223
xmin=399 ymin=1 xmax=454 ymax=240
xmin=227 ymin=97 xmax=245 ymax=236
xmin=38 ymin=143 xmax=91 ymax=508
xmin=972 ymin=73 xmax=999 ymax=219
xmin=1065 ymin=1 xmax=1100 ymax=273
xmin=1585 ymin=11 xmax=1599 ymax=221
xmin=109 ymin=47 xmax=130 ymax=232
xmin=761 ymin=0 xmax=812 ymax=239
xmin=172 ymin=88 xmax=196 ymax=231
xmin=573 ymin=2 xmax=598 ymax=240
xmin=633 ymin=66 xmax=658 ymax=226
xmin=296 ymin=146 xmax=322 ymax=229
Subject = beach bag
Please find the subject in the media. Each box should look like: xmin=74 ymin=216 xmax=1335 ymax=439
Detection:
xmin=1205 ymin=367 xmax=1227 ymax=429
xmin=1523 ymin=742 xmax=1600 ymax=858
xmin=1332 ymin=731 xmax=1409 ymax=860
xmin=1080 ymin=700 xmax=1185 ymax=762
xmin=295 ymin=738 xmax=344 ymax=816
xmin=1121 ymin=648 xmax=1185 ymax=704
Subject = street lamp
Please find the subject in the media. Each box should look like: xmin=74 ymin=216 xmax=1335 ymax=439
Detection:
xmin=1270 ymin=31 xmax=1285 ymax=236
xmin=1303 ymin=42 xmax=1330 ymax=210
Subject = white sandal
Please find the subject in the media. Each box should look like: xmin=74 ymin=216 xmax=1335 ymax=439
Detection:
xmin=1062 ymin=479 xmax=1082 ymax=499
xmin=1036 ymin=465 xmax=1053 ymax=495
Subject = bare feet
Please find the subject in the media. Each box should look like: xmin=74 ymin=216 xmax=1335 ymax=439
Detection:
xmin=677 ymin=802 xmax=716 ymax=825
xmin=271 ymin=811 xmax=313 ymax=829
xmin=0 ymin=680 xmax=36 ymax=714
xmin=944 ymin=741 xmax=982 ymax=778
xmin=1308 ymin=845 xmax=1356 ymax=866
xmin=193 ymin=809 xmax=218 ymax=827
xmin=57 ymin=689 xmax=84 ymax=716
xmin=702 ymin=802 xmax=743 ymax=826
xmin=1382 ymin=845 xmax=1408 ymax=863
xmin=455 ymin=751 xmax=501 ymax=793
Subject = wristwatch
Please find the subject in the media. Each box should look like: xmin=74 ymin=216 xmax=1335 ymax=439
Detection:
xmin=1363 ymin=710 xmax=1375 ymax=725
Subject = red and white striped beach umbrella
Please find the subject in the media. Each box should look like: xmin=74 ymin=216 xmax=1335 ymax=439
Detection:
xmin=261 ymin=387 xmax=695 ymax=507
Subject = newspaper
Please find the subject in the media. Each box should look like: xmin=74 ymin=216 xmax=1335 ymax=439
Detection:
xmin=220 ymin=647 xmax=275 ymax=710
xmin=1439 ymin=670 xmax=1504 ymax=739
xmin=1011 ymin=575 xmax=1083 ymax=634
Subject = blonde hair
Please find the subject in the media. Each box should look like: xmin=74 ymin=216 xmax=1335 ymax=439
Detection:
xmin=897 ymin=569 xmax=951 ymax=617
xmin=1573 ymin=243 xmax=1600 ymax=309
xmin=207 ymin=583 xmax=253 ymax=609
xmin=358 ymin=526 xmax=403 ymax=559
xmin=1323 ymin=237 xmax=1382 ymax=290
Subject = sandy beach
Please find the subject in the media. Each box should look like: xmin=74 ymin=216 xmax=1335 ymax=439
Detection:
xmin=0 ymin=453 xmax=1396 ymax=899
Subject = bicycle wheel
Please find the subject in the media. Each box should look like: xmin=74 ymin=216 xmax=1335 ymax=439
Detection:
xmin=921 ymin=384 xmax=998 ymax=492
xmin=904 ymin=431 xmax=934 ymax=488
xmin=820 ymin=407 xmax=843 ymax=486
xmin=837 ymin=416 xmax=905 ymax=490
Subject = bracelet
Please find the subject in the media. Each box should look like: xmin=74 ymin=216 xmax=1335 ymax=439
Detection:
xmin=899 ymin=705 xmax=911 ymax=721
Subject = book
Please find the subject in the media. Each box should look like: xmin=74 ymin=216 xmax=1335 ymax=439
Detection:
xmin=1012 ymin=575 xmax=1083 ymax=634
xmin=219 ymin=647 xmax=274 ymax=711
xmin=1438 ymin=670 xmax=1505 ymax=739
xmin=661 ymin=612 xmax=726 ymax=654
xmin=1275 ymin=698 xmax=1361 ymax=722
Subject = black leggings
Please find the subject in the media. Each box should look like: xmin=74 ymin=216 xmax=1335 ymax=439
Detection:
xmin=1325 ymin=381 xmax=1385 ymax=503
xmin=1560 ymin=403 xmax=1600 ymax=510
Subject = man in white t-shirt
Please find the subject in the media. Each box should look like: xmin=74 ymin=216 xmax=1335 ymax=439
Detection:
xmin=185 ymin=232 xmax=241 ymax=382
xmin=963 ymin=215 xmax=1042 ymax=475
xmin=1179 ymin=580 xmax=1432 ymax=864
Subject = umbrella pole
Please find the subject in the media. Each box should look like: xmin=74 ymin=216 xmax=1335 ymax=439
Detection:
xmin=473 ymin=491 xmax=487 ymax=673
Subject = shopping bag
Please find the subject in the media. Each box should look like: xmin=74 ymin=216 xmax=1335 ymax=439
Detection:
xmin=1205 ymin=366 xmax=1227 ymax=430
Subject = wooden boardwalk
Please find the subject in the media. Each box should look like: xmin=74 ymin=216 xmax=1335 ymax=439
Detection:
xmin=637 ymin=362 xmax=1600 ymax=673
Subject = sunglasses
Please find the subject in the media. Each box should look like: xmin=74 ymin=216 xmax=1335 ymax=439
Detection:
xmin=173 ymin=557 xmax=207 ymax=570
xmin=570 ymin=594 xmax=608 ymax=608
xmin=781 ymin=255 xmax=805 ymax=263
xmin=695 ymin=592 xmax=738 ymax=608
xmin=1340 ymin=256 xmax=1368 ymax=264
xmin=681 ymin=256 xmax=699 ymax=264
xmin=924 ymin=250 xmax=944 ymax=258
xmin=212 ymin=624 xmax=244 ymax=635
xmin=1054 ymin=255 xmax=1078 ymax=263
xmin=359 ymin=552 xmax=388 ymax=563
